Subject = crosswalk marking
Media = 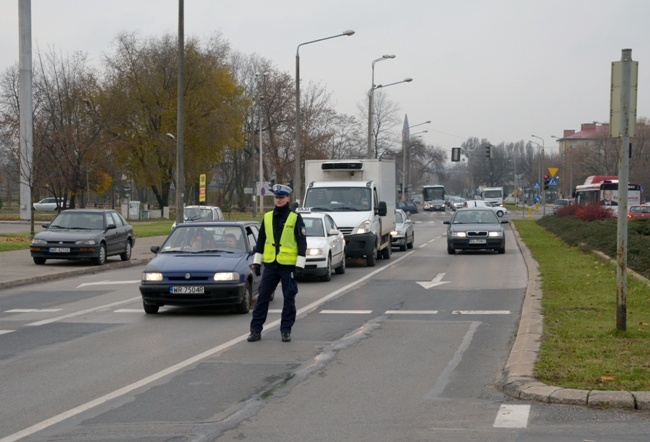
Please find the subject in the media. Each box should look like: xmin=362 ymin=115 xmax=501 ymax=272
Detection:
xmin=452 ymin=310 xmax=511 ymax=315
xmin=493 ymin=404 xmax=530 ymax=428
xmin=385 ymin=310 xmax=438 ymax=314
xmin=320 ymin=310 xmax=373 ymax=314
xmin=0 ymin=330 xmax=15 ymax=336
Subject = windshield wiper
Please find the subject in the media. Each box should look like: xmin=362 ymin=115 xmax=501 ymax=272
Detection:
xmin=333 ymin=206 xmax=360 ymax=211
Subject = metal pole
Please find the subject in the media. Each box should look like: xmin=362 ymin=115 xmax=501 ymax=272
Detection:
xmin=616 ymin=48 xmax=633 ymax=331
xmin=258 ymin=78 xmax=264 ymax=216
xmin=294 ymin=50 xmax=301 ymax=202
xmin=174 ymin=0 xmax=185 ymax=226
xmin=18 ymin=0 xmax=33 ymax=225
xmin=367 ymin=87 xmax=374 ymax=159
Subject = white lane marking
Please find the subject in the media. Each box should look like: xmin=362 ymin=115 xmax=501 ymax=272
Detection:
xmin=320 ymin=310 xmax=372 ymax=314
xmin=424 ymin=321 xmax=480 ymax=400
xmin=26 ymin=297 xmax=142 ymax=326
xmin=418 ymin=236 xmax=441 ymax=248
xmin=114 ymin=309 xmax=144 ymax=313
xmin=77 ymin=280 xmax=139 ymax=288
xmin=385 ymin=310 xmax=438 ymax=314
xmin=6 ymin=309 xmax=63 ymax=313
xmin=452 ymin=310 xmax=511 ymax=315
xmin=416 ymin=273 xmax=451 ymax=289
xmin=0 ymin=330 xmax=15 ymax=336
xmin=493 ymin=404 xmax=531 ymax=428
xmin=2 ymin=252 xmax=416 ymax=442
xmin=268 ymin=309 xmax=282 ymax=313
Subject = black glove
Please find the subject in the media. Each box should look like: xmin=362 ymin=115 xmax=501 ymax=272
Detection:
xmin=251 ymin=263 xmax=261 ymax=276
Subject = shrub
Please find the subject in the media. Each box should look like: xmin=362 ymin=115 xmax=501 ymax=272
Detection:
xmin=575 ymin=202 xmax=616 ymax=221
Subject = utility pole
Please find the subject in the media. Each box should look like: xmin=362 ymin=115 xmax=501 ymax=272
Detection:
xmin=611 ymin=48 xmax=638 ymax=331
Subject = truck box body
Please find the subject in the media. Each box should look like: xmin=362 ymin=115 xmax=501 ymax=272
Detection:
xmin=302 ymin=159 xmax=396 ymax=266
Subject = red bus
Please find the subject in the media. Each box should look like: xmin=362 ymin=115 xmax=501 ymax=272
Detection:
xmin=574 ymin=176 xmax=641 ymax=206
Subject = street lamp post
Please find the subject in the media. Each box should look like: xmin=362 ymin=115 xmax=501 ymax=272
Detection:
xmin=402 ymin=122 xmax=430 ymax=201
xmin=369 ymin=78 xmax=413 ymax=159
xmin=256 ymin=72 xmax=268 ymax=216
xmin=367 ymin=55 xmax=396 ymax=158
xmin=531 ymin=134 xmax=546 ymax=215
xmin=174 ymin=0 xmax=185 ymax=226
xmin=295 ymin=30 xmax=355 ymax=201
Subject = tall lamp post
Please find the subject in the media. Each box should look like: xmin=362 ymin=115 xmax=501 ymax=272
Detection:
xmin=367 ymin=55 xmax=396 ymax=158
xmin=295 ymin=30 xmax=355 ymax=200
xmin=369 ymin=78 xmax=413 ymax=159
xmin=174 ymin=0 xmax=185 ymax=226
xmin=402 ymin=121 xmax=430 ymax=201
xmin=531 ymin=134 xmax=546 ymax=215
xmin=256 ymin=72 xmax=268 ymax=216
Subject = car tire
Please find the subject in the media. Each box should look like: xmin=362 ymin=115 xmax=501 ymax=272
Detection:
xmin=334 ymin=253 xmax=346 ymax=274
xmin=498 ymin=244 xmax=506 ymax=254
xmin=407 ymin=233 xmax=414 ymax=249
xmin=381 ymin=244 xmax=391 ymax=259
xmin=120 ymin=240 xmax=132 ymax=261
xmin=93 ymin=244 xmax=107 ymax=265
xmin=447 ymin=243 xmax=455 ymax=255
xmin=33 ymin=257 xmax=46 ymax=265
xmin=366 ymin=250 xmax=376 ymax=267
xmin=235 ymin=282 xmax=253 ymax=314
xmin=399 ymin=241 xmax=407 ymax=252
xmin=497 ymin=210 xmax=504 ymax=217
xmin=320 ymin=255 xmax=332 ymax=282
xmin=143 ymin=302 xmax=159 ymax=314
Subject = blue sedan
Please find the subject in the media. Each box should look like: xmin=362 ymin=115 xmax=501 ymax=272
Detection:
xmin=139 ymin=221 xmax=265 ymax=314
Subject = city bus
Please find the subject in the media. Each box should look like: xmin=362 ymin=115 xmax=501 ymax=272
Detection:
xmin=422 ymin=185 xmax=445 ymax=211
xmin=574 ymin=176 xmax=641 ymax=206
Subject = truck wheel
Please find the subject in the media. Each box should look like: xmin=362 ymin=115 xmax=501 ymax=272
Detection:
xmin=381 ymin=244 xmax=391 ymax=259
xmin=366 ymin=251 xmax=376 ymax=267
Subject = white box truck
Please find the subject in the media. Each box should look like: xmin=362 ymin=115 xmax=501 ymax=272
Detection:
xmin=301 ymin=159 xmax=396 ymax=266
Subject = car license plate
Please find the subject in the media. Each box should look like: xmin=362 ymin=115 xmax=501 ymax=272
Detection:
xmin=170 ymin=286 xmax=205 ymax=294
xmin=469 ymin=239 xmax=487 ymax=244
xmin=49 ymin=247 xmax=70 ymax=253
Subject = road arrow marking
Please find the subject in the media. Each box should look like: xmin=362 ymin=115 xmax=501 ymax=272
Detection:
xmin=416 ymin=273 xmax=451 ymax=289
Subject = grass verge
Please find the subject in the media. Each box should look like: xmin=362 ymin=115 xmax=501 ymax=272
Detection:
xmin=513 ymin=219 xmax=650 ymax=391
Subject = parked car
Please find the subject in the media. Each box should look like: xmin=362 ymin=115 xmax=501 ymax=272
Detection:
xmin=397 ymin=200 xmax=419 ymax=214
xmin=171 ymin=205 xmax=224 ymax=230
xmin=464 ymin=199 xmax=507 ymax=217
xmin=628 ymin=205 xmax=650 ymax=219
xmin=140 ymin=221 xmax=265 ymax=314
xmin=32 ymin=197 xmax=67 ymax=211
xmin=552 ymin=198 xmax=571 ymax=214
xmin=29 ymin=209 xmax=134 ymax=265
xmin=443 ymin=208 xmax=509 ymax=254
xmin=391 ymin=209 xmax=414 ymax=251
xmin=412 ymin=196 xmax=421 ymax=204
xmin=297 ymin=211 xmax=346 ymax=281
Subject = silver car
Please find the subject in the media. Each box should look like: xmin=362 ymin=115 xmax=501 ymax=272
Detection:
xmin=391 ymin=209 xmax=414 ymax=251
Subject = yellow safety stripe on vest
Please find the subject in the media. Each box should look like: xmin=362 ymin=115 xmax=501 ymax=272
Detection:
xmin=263 ymin=211 xmax=298 ymax=265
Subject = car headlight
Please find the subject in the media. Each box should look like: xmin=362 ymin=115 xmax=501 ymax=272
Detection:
xmin=307 ymin=248 xmax=323 ymax=256
xmin=451 ymin=231 xmax=467 ymax=238
xmin=356 ymin=220 xmax=371 ymax=234
xmin=75 ymin=239 xmax=97 ymax=245
xmin=214 ymin=272 xmax=239 ymax=281
xmin=31 ymin=239 xmax=47 ymax=245
xmin=488 ymin=231 xmax=504 ymax=237
xmin=142 ymin=272 xmax=163 ymax=282
xmin=390 ymin=230 xmax=397 ymax=236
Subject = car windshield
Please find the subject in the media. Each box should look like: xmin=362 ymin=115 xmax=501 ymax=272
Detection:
xmin=183 ymin=207 xmax=215 ymax=221
xmin=453 ymin=210 xmax=498 ymax=224
xmin=303 ymin=218 xmax=324 ymax=237
xmin=49 ymin=212 xmax=104 ymax=230
xmin=161 ymin=225 xmax=245 ymax=253
xmin=304 ymin=187 xmax=371 ymax=211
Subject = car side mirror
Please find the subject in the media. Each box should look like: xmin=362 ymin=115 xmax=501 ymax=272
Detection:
xmin=150 ymin=245 xmax=160 ymax=254
xmin=107 ymin=223 xmax=117 ymax=230
xmin=42 ymin=223 xmax=50 ymax=229
xmin=443 ymin=220 xmax=450 ymax=225
xmin=377 ymin=201 xmax=387 ymax=216
xmin=328 ymin=229 xmax=340 ymax=236
xmin=501 ymin=220 xmax=510 ymax=224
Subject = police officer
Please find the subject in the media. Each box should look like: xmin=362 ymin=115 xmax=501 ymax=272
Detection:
xmin=248 ymin=184 xmax=307 ymax=343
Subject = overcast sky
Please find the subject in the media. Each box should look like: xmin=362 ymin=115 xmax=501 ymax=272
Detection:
xmin=2 ymin=0 xmax=649 ymax=155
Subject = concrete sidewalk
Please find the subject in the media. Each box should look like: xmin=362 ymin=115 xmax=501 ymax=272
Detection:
xmin=1 ymin=223 xmax=648 ymax=411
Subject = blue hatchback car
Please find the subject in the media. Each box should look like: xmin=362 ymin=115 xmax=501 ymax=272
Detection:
xmin=139 ymin=221 xmax=265 ymax=314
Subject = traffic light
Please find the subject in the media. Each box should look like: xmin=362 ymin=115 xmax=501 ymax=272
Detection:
xmin=485 ymin=145 xmax=493 ymax=159
xmin=451 ymin=147 xmax=461 ymax=162
xmin=543 ymin=174 xmax=551 ymax=190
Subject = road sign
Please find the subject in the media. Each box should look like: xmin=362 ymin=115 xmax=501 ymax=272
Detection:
xmin=534 ymin=182 xmax=540 ymax=189
xmin=549 ymin=177 xmax=558 ymax=187
xmin=548 ymin=167 xmax=559 ymax=177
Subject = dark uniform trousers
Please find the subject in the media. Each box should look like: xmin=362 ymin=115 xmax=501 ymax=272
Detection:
xmin=250 ymin=262 xmax=298 ymax=333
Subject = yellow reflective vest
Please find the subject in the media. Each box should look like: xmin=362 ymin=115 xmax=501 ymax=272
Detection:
xmin=263 ymin=211 xmax=298 ymax=265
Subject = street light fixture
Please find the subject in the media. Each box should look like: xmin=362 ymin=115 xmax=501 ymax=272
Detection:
xmin=367 ymin=54 xmax=396 ymax=158
xmin=369 ymin=78 xmax=413 ymax=159
xmin=295 ymin=30 xmax=355 ymax=201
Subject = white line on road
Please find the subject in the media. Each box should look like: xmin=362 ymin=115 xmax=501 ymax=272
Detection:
xmin=2 ymin=252 xmax=415 ymax=442
xmin=493 ymin=404 xmax=531 ymax=428
xmin=77 ymin=280 xmax=139 ymax=288
xmin=320 ymin=310 xmax=373 ymax=314
xmin=385 ymin=310 xmax=438 ymax=314
xmin=0 ymin=330 xmax=15 ymax=336
xmin=26 ymin=297 xmax=142 ymax=326
xmin=6 ymin=309 xmax=63 ymax=313
xmin=114 ymin=309 xmax=145 ymax=313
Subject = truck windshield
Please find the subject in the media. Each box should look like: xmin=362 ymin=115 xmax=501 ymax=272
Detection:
xmin=304 ymin=187 xmax=372 ymax=211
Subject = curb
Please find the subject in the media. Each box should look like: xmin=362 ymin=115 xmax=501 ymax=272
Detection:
xmin=501 ymin=221 xmax=650 ymax=410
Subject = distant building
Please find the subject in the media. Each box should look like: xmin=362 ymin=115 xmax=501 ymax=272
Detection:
xmin=554 ymin=122 xmax=609 ymax=157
